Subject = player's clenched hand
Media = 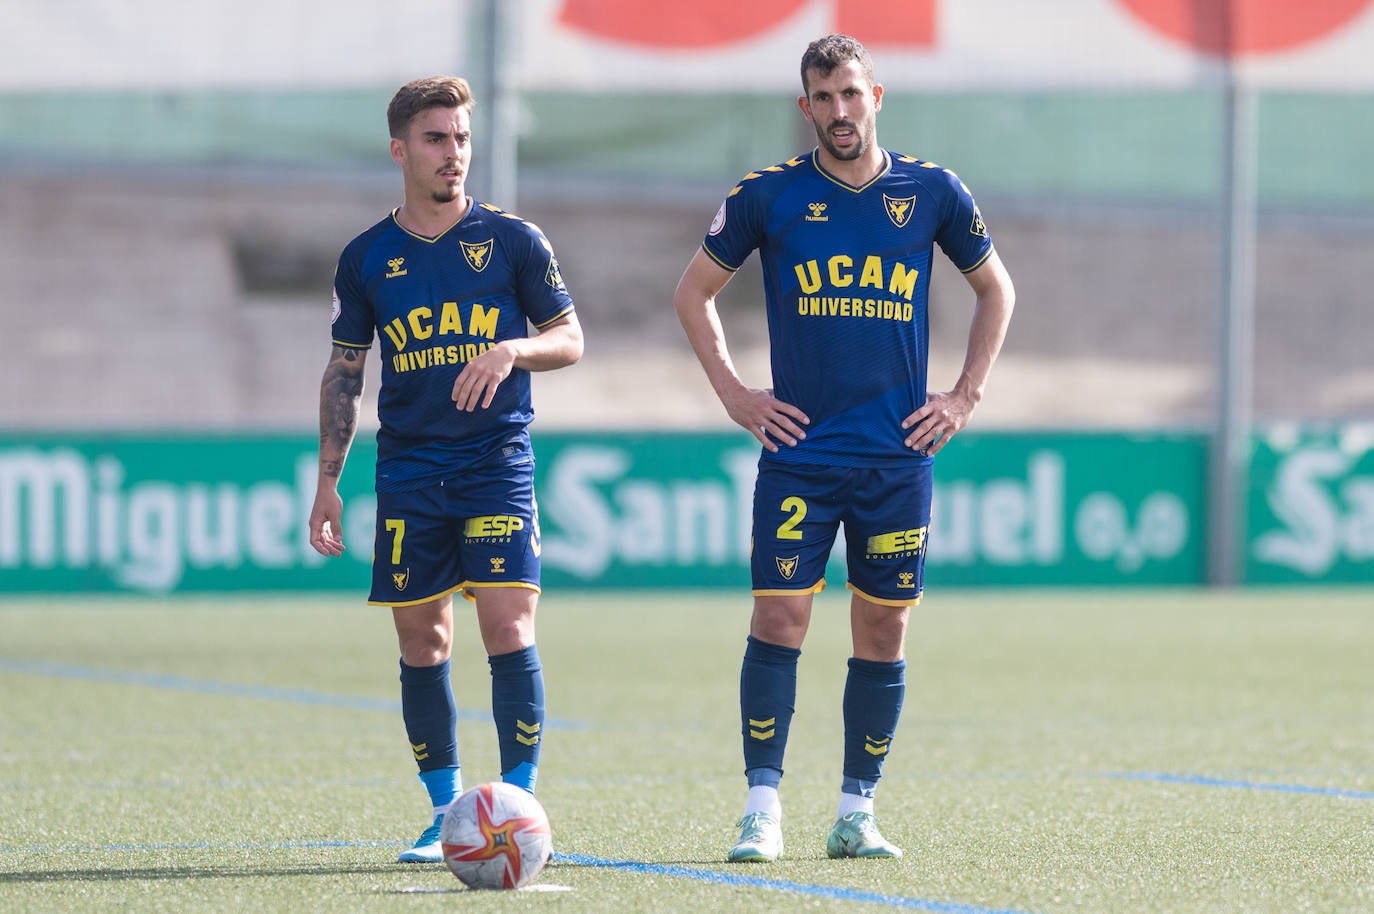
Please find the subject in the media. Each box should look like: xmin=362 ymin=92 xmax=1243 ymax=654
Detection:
xmin=723 ymin=386 xmax=809 ymax=453
xmin=452 ymin=343 xmax=518 ymax=411
xmin=309 ymin=488 xmax=346 ymax=557
xmin=902 ymin=388 xmax=976 ymax=455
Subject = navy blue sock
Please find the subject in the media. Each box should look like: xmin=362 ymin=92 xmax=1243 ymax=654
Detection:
xmin=842 ymin=657 xmax=906 ymax=789
xmin=740 ymin=636 xmax=801 ymax=788
xmin=399 ymin=658 xmax=459 ymax=776
xmin=489 ymin=645 xmax=544 ymax=793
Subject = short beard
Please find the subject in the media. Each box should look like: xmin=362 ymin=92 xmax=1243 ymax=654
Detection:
xmin=430 ymin=186 xmax=461 ymax=204
xmin=817 ymin=123 xmax=868 ymax=162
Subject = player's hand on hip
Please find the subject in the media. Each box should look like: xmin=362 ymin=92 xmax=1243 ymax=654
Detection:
xmin=452 ymin=344 xmax=517 ymax=411
xmin=902 ymin=389 xmax=974 ymax=456
xmin=724 ymin=386 xmax=809 ymax=453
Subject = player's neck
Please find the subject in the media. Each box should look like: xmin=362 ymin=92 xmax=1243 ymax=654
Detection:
xmin=395 ymin=194 xmax=472 ymax=238
xmin=815 ymin=146 xmax=886 ymax=188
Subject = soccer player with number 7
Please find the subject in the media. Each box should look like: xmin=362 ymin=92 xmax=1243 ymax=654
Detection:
xmin=308 ymin=76 xmax=582 ymax=864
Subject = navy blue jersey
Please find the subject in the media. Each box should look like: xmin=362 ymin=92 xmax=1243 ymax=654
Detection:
xmin=703 ymin=149 xmax=993 ymax=468
xmin=331 ymin=203 xmax=575 ymax=492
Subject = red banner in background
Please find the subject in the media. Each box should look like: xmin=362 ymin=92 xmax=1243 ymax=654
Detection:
xmin=558 ymin=0 xmax=936 ymax=49
xmin=1118 ymin=0 xmax=1373 ymax=55
xmin=558 ymin=0 xmax=1372 ymax=57
xmin=521 ymin=0 xmax=1374 ymax=91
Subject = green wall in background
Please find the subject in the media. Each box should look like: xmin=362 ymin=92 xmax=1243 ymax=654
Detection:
xmin=3 ymin=90 xmax=1372 ymax=210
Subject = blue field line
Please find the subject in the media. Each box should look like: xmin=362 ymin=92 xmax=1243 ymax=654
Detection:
xmin=556 ymin=853 xmax=1041 ymax=914
xmin=0 ymin=657 xmax=582 ymax=728
xmin=1106 ymin=771 xmax=1374 ymax=800
xmin=0 ymin=840 xmax=1042 ymax=912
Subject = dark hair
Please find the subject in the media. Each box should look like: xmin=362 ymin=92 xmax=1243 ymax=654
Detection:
xmin=386 ymin=76 xmax=475 ymax=139
xmin=799 ymin=34 xmax=875 ymax=94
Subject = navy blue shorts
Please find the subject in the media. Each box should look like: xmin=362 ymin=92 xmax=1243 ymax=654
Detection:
xmin=750 ymin=458 xmax=931 ymax=606
xmin=368 ymin=459 xmax=541 ymax=607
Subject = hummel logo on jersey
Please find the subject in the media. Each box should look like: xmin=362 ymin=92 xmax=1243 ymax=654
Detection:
xmin=391 ymin=568 xmax=410 ymax=591
xmin=805 ymin=202 xmax=829 ymax=222
xmin=898 ymin=571 xmax=916 ymax=589
xmin=883 ymin=194 xmax=916 ymax=228
xmin=775 ymin=555 xmax=799 ymax=580
xmin=461 ymin=238 xmax=494 ymax=272
xmin=385 ymin=256 xmax=407 ymax=278
xmin=490 ymin=557 xmax=507 ymax=574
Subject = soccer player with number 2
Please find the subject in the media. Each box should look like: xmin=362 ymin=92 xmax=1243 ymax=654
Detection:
xmin=674 ymin=35 xmax=1015 ymax=862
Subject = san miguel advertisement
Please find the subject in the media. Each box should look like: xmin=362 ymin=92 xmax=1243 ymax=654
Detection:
xmin=3 ymin=427 xmax=1367 ymax=595
xmin=1247 ymin=425 xmax=1374 ymax=583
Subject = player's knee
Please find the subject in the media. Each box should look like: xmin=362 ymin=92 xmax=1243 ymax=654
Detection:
xmin=750 ymin=602 xmax=809 ymax=648
xmin=398 ymin=639 xmax=451 ymax=667
xmin=852 ymin=617 xmax=908 ymax=662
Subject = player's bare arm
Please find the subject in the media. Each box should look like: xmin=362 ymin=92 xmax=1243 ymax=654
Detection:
xmin=309 ymin=345 xmax=368 ymax=556
xmin=451 ymin=312 xmax=584 ymax=412
xmin=674 ymin=248 xmax=809 ymax=452
xmin=902 ymin=250 xmax=1015 ymax=455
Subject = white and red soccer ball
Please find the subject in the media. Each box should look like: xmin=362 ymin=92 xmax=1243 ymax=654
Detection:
xmin=440 ymin=781 xmax=553 ymax=890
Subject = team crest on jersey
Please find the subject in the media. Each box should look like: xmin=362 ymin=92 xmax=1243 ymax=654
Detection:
xmin=775 ymin=555 xmax=799 ymax=581
xmin=460 ymin=238 xmax=494 ymax=272
xmin=708 ymin=201 xmax=727 ymax=235
xmin=883 ymin=194 xmax=917 ymax=228
xmin=805 ymin=202 xmax=828 ymax=222
xmin=391 ymin=568 xmax=410 ymax=592
xmin=330 ymin=288 xmax=341 ymax=324
xmin=385 ymin=256 xmax=407 ymax=278
xmin=970 ymin=206 xmax=987 ymax=237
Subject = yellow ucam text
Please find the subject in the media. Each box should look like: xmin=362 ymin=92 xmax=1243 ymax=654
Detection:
xmin=793 ymin=254 xmax=918 ymax=321
xmin=382 ymin=301 xmax=501 ymax=374
xmin=382 ymin=301 xmax=500 ymax=351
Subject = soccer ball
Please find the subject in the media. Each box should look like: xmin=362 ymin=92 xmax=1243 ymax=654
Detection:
xmin=440 ymin=781 xmax=553 ymax=890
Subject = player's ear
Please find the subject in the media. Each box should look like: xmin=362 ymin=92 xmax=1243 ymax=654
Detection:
xmin=797 ymin=95 xmax=814 ymax=123
xmin=389 ymin=136 xmax=406 ymax=166
xmin=872 ymin=83 xmax=884 ymax=113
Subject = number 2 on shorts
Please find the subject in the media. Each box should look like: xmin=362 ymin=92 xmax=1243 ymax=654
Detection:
xmin=776 ymin=496 xmax=807 ymax=541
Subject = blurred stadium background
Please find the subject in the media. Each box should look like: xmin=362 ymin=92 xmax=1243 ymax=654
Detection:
xmin=1 ymin=0 xmax=1371 ymax=593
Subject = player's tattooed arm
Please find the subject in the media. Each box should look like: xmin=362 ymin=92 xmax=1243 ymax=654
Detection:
xmin=318 ymin=345 xmax=367 ymax=479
